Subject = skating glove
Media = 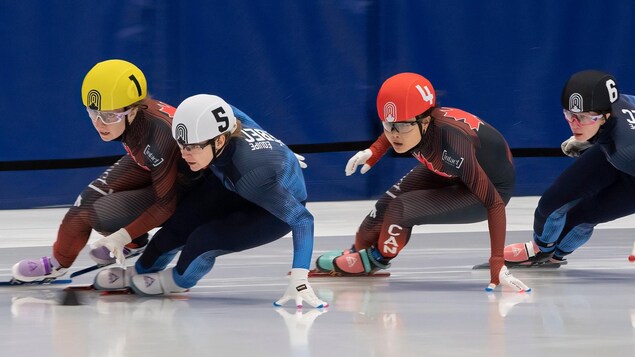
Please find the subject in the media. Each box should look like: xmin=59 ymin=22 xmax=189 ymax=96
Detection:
xmin=90 ymin=228 xmax=132 ymax=266
xmin=486 ymin=266 xmax=531 ymax=292
xmin=561 ymin=136 xmax=592 ymax=157
xmin=345 ymin=149 xmax=374 ymax=176
xmin=294 ymin=153 xmax=307 ymax=169
xmin=274 ymin=268 xmax=328 ymax=309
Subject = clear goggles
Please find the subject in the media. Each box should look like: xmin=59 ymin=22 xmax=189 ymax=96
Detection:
xmin=382 ymin=120 xmax=420 ymax=133
xmin=563 ymin=109 xmax=604 ymax=126
xmin=86 ymin=108 xmax=133 ymax=125
xmin=177 ymin=140 xmax=212 ymax=153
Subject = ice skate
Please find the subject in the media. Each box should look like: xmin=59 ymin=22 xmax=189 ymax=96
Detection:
xmin=129 ymin=268 xmax=188 ymax=296
xmin=504 ymin=253 xmax=567 ymax=268
xmin=315 ymin=245 xmax=355 ymax=272
xmin=504 ymin=240 xmax=567 ymax=268
xmin=315 ymin=247 xmax=391 ymax=277
xmin=93 ymin=266 xmax=135 ymax=291
xmin=472 ymin=241 xmax=568 ymax=269
xmin=11 ymin=256 xmax=68 ymax=283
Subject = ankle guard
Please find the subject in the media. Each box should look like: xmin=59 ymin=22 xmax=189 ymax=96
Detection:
xmin=368 ymin=246 xmax=391 ymax=269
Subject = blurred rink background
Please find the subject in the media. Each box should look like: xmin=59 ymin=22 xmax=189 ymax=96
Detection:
xmin=3 ymin=1 xmax=635 ymax=207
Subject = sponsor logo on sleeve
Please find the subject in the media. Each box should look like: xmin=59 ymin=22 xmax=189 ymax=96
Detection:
xmin=441 ymin=150 xmax=464 ymax=169
xmin=144 ymin=145 xmax=165 ymax=167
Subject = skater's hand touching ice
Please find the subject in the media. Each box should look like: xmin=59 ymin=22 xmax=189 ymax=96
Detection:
xmin=274 ymin=268 xmax=328 ymax=309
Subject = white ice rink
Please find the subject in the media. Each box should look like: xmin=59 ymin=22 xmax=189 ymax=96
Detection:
xmin=2 ymin=197 xmax=635 ymax=357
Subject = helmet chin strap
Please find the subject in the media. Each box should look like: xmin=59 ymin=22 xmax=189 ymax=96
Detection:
xmin=112 ymin=111 xmax=134 ymax=142
xmin=412 ymin=116 xmax=431 ymax=149
xmin=211 ymin=140 xmax=218 ymax=159
xmin=123 ymin=113 xmax=131 ymax=132
xmin=209 ymin=137 xmax=228 ymax=163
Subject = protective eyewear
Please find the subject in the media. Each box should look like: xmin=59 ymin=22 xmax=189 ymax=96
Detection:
xmin=87 ymin=108 xmax=133 ymax=125
xmin=177 ymin=140 xmax=212 ymax=153
xmin=382 ymin=120 xmax=420 ymax=133
xmin=563 ymin=109 xmax=604 ymax=126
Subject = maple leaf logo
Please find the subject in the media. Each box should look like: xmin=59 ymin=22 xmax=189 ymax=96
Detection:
xmin=157 ymin=101 xmax=176 ymax=118
xmin=439 ymin=108 xmax=482 ymax=131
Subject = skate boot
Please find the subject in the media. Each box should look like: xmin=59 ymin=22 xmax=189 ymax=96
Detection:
xmin=504 ymin=241 xmax=567 ymax=268
xmin=130 ymin=268 xmax=188 ymax=296
xmin=94 ymin=266 xmax=136 ymax=291
xmin=12 ymin=256 xmax=68 ymax=283
xmin=89 ymin=233 xmax=150 ymax=265
xmin=315 ymin=245 xmax=356 ymax=272
xmin=331 ymin=247 xmax=391 ymax=276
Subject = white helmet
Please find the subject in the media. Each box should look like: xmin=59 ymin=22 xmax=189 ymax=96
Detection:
xmin=172 ymin=94 xmax=237 ymax=144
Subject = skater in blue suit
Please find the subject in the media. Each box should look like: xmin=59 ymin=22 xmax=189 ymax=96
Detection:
xmin=504 ymin=70 xmax=635 ymax=266
xmin=92 ymin=94 xmax=327 ymax=308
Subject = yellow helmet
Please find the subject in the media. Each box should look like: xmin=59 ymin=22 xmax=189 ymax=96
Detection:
xmin=81 ymin=59 xmax=147 ymax=111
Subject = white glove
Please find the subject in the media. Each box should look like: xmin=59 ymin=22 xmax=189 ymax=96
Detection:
xmin=294 ymin=153 xmax=307 ymax=169
xmin=274 ymin=268 xmax=328 ymax=308
xmin=90 ymin=228 xmax=132 ymax=267
xmin=486 ymin=266 xmax=531 ymax=292
xmin=345 ymin=149 xmax=373 ymax=176
xmin=561 ymin=136 xmax=592 ymax=157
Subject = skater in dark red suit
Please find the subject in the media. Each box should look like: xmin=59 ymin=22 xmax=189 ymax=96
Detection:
xmin=12 ymin=59 xmax=198 ymax=282
xmin=316 ymin=72 xmax=529 ymax=292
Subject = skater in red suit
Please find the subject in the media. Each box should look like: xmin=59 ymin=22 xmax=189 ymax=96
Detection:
xmin=12 ymin=59 xmax=198 ymax=282
xmin=316 ymin=72 xmax=529 ymax=292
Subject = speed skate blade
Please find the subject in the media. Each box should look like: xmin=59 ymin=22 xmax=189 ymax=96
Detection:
xmin=69 ymin=250 xmax=143 ymax=278
xmin=64 ymin=284 xmax=134 ymax=295
xmin=472 ymin=262 xmax=490 ymax=270
xmin=289 ymin=269 xmax=391 ymax=277
xmin=472 ymin=262 xmax=564 ymax=270
xmin=69 ymin=264 xmax=106 ymax=278
xmin=0 ymin=278 xmax=72 ymax=286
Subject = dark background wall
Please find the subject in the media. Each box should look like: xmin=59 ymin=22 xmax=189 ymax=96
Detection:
xmin=1 ymin=1 xmax=633 ymax=209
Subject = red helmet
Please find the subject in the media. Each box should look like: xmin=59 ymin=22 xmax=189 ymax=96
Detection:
xmin=376 ymin=72 xmax=436 ymax=122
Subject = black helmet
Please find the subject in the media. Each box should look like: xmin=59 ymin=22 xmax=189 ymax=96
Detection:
xmin=561 ymin=70 xmax=618 ymax=114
